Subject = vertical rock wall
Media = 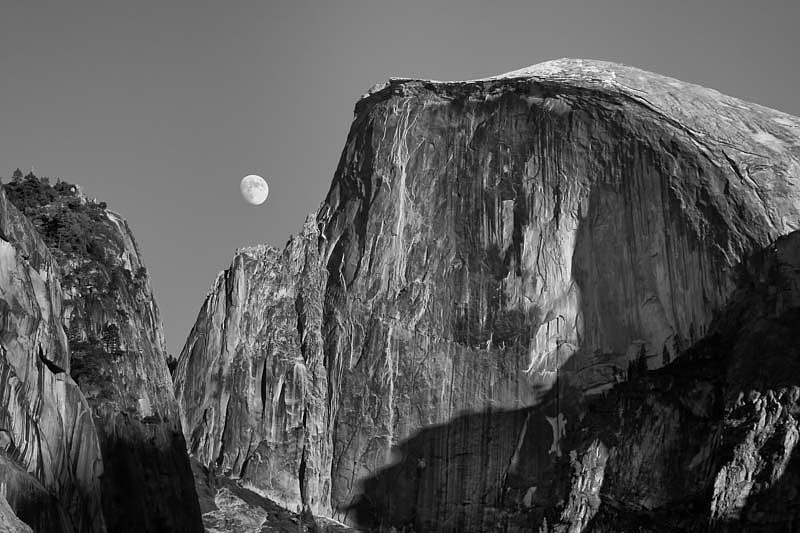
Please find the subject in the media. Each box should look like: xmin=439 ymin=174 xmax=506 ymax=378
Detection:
xmin=0 ymin=190 xmax=106 ymax=532
xmin=1 ymin=176 xmax=202 ymax=532
xmin=175 ymin=215 xmax=329 ymax=514
xmin=176 ymin=59 xmax=800 ymax=530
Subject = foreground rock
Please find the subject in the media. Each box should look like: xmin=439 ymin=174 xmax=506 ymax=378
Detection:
xmin=2 ymin=175 xmax=202 ymax=531
xmin=0 ymin=187 xmax=105 ymax=531
xmin=175 ymin=59 xmax=800 ymax=531
xmin=193 ymin=459 xmax=352 ymax=533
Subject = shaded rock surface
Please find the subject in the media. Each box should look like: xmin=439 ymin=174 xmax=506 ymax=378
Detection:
xmin=175 ymin=59 xmax=800 ymax=531
xmin=353 ymin=230 xmax=800 ymax=532
xmin=61 ymin=207 xmax=202 ymax=533
xmin=0 ymin=493 xmax=32 ymax=533
xmin=1 ymin=175 xmax=202 ymax=531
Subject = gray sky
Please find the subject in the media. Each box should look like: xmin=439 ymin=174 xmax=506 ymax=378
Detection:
xmin=2 ymin=0 xmax=798 ymax=356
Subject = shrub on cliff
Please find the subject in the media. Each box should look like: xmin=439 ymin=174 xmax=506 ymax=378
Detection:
xmin=3 ymin=171 xmax=135 ymax=285
xmin=3 ymin=171 xmax=148 ymax=344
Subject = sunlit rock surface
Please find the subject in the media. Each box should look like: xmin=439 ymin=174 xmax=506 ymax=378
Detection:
xmin=176 ymin=59 xmax=800 ymax=531
xmin=0 ymin=189 xmax=106 ymax=532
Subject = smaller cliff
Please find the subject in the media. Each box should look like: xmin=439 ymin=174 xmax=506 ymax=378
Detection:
xmin=175 ymin=213 xmax=330 ymax=516
xmin=3 ymin=172 xmax=202 ymax=532
xmin=192 ymin=458 xmax=351 ymax=532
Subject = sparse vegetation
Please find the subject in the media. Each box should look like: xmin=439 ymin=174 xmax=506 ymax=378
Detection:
xmin=3 ymin=170 xmax=150 ymax=364
xmin=4 ymin=171 xmax=118 ymax=260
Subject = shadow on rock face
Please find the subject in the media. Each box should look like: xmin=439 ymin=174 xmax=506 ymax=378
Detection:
xmin=344 ymin=385 xmax=574 ymax=531
xmin=728 ymin=448 xmax=800 ymax=532
xmin=0 ymin=458 xmax=73 ymax=533
xmin=346 ymin=232 xmax=800 ymax=533
xmin=96 ymin=419 xmax=203 ymax=533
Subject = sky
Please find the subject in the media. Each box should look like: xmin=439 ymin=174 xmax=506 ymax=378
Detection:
xmin=1 ymin=0 xmax=798 ymax=356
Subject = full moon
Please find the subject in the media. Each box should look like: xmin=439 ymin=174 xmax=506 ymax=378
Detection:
xmin=240 ymin=175 xmax=269 ymax=206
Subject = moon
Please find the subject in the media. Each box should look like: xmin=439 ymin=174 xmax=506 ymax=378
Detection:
xmin=240 ymin=175 xmax=269 ymax=206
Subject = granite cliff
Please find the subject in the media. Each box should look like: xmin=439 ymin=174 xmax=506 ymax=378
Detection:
xmin=0 ymin=175 xmax=202 ymax=531
xmin=175 ymin=59 xmax=800 ymax=531
xmin=0 ymin=185 xmax=105 ymax=532
xmin=176 ymin=215 xmax=327 ymax=516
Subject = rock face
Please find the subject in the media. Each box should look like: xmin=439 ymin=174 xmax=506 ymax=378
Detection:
xmin=522 ymin=229 xmax=800 ymax=532
xmin=0 ymin=188 xmax=106 ymax=532
xmin=1 ymin=176 xmax=202 ymax=532
xmin=192 ymin=458 xmax=351 ymax=533
xmin=61 ymin=207 xmax=202 ymax=533
xmin=175 ymin=59 xmax=800 ymax=531
xmin=176 ymin=215 xmax=328 ymax=514
xmin=0 ymin=494 xmax=32 ymax=533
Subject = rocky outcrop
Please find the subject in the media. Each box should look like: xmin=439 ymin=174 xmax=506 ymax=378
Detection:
xmin=192 ymin=459 xmax=351 ymax=533
xmin=1 ymin=176 xmax=202 ymax=532
xmin=175 ymin=59 xmax=800 ymax=531
xmin=0 ymin=188 xmax=106 ymax=532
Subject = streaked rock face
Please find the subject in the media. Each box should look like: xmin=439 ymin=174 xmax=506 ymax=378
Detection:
xmin=0 ymin=178 xmax=202 ymax=532
xmin=0 ymin=189 xmax=106 ymax=532
xmin=175 ymin=59 xmax=800 ymax=530
xmin=535 ymin=229 xmax=800 ymax=532
xmin=175 ymin=214 xmax=328 ymax=513
xmin=0 ymin=494 xmax=32 ymax=533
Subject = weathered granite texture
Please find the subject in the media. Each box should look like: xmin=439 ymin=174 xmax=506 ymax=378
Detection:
xmin=0 ymin=189 xmax=105 ymax=532
xmin=351 ymin=231 xmax=800 ymax=532
xmin=1 ymin=176 xmax=202 ymax=532
xmin=61 ymin=206 xmax=203 ymax=533
xmin=175 ymin=214 xmax=328 ymax=515
xmin=0 ymin=493 xmax=32 ymax=533
xmin=175 ymin=59 xmax=800 ymax=531
xmin=192 ymin=458 xmax=352 ymax=533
